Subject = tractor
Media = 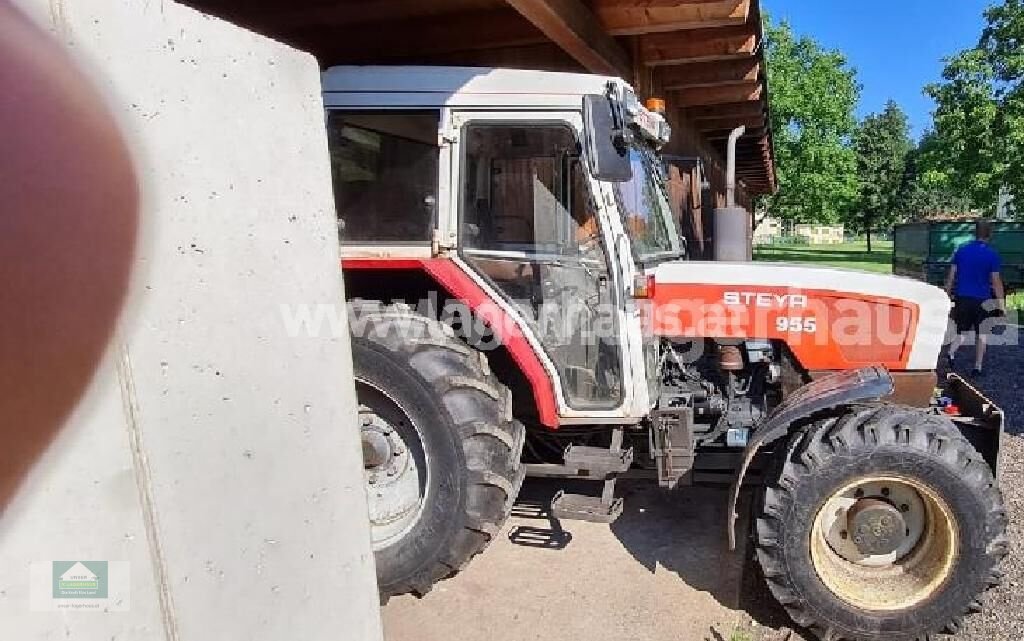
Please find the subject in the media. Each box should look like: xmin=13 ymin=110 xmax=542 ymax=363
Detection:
xmin=324 ymin=66 xmax=1007 ymax=641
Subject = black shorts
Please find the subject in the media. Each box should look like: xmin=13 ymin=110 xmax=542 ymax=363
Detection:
xmin=953 ymin=296 xmax=999 ymax=334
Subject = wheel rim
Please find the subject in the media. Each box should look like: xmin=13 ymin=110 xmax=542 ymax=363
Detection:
xmin=356 ymin=380 xmax=429 ymax=551
xmin=810 ymin=475 xmax=959 ymax=611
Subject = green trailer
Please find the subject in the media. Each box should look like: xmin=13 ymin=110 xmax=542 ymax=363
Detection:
xmin=893 ymin=221 xmax=1024 ymax=291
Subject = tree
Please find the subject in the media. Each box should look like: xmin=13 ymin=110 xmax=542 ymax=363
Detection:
xmin=923 ymin=50 xmax=1005 ymax=209
xmin=981 ymin=0 xmax=1024 ymax=212
xmin=851 ymin=102 xmax=913 ymax=252
xmin=899 ymin=132 xmax=976 ymax=220
xmin=757 ymin=19 xmax=861 ymax=227
xmin=918 ymin=0 xmax=1024 ymax=215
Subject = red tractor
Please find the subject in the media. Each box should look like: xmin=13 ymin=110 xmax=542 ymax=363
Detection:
xmin=324 ymin=65 xmax=1007 ymax=641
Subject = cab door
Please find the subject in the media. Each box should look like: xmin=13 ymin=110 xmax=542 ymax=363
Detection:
xmin=446 ymin=111 xmax=635 ymax=418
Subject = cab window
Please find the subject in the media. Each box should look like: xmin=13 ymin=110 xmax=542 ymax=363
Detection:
xmin=614 ymin=147 xmax=679 ymax=262
xmin=327 ymin=110 xmax=439 ymax=244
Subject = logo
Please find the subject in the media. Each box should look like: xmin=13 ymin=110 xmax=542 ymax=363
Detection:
xmin=31 ymin=560 xmax=128 ymax=611
xmin=52 ymin=561 xmax=108 ymax=599
xmin=723 ymin=291 xmax=809 ymax=309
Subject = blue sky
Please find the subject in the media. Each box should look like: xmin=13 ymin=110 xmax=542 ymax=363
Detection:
xmin=763 ymin=1 xmax=992 ymax=139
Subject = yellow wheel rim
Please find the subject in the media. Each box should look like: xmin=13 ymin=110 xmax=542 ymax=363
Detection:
xmin=810 ymin=475 xmax=959 ymax=611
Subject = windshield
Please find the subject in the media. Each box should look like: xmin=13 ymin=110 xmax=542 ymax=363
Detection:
xmin=613 ymin=146 xmax=683 ymax=263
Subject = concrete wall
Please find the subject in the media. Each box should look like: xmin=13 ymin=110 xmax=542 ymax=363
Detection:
xmin=1 ymin=2 xmax=381 ymax=640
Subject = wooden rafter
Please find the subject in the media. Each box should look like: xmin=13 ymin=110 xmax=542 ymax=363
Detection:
xmin=673 ymin=82 xmax=762 ymax=107
xmin=640 ymin=24 xmax=757 ymax=66
xmin=706 ymin=127 xmax=767 ymax=140
xmin=694 ymin=115 xmax=766 ymax=132
xmin=594 ymin=0 xmax=750 ymax=36
xmin=505 ymin=0 xmax=631 ymax=77
xmin=658 ymin=58 xmax=760 ymax=89
xmin=686 ymin=100 xmax=765 ymax=121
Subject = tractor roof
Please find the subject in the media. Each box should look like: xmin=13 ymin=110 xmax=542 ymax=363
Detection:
xmin=322 ymin=65 xmax=622 ymax=110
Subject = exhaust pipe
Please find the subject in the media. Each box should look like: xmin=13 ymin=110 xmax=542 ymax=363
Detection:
xmin=726 ymin=125 xmax=746 ymax=208
xmin=714 ymin=125 xmax=752 ymax=261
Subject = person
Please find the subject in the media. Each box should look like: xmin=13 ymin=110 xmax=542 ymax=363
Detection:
xmin=944 ymin=220 xmax=1006 ymax=376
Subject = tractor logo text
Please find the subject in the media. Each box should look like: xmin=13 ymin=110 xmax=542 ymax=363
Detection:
xmin=723 ymin=291 xmax=809 ymax=309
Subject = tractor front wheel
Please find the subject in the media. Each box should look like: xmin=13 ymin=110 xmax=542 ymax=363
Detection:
xmin=756 ymin=405 xmax=1007 ymax=641
xmin=350 ymin=303 xmax=525 ymax=599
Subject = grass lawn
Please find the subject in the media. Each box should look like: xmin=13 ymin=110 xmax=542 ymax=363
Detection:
xmin=1009 ymin=291 xmax=1024 ymax=312
xmin=754 ymin=240 xmax=894 ymax=274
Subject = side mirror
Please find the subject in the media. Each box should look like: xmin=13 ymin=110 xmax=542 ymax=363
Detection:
xmin=583 ymin=94 xmax=632 ymax=183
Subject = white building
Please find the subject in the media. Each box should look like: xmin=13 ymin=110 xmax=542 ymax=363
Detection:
xmin=794 ymin=223 xmax=845 ymax=245
xmin=997 ymin=187 xmax=1016 ymax=221
xmin=753 ymin=216 xmax=785 ymax=244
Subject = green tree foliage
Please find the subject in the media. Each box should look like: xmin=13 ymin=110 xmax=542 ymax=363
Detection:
xmin=982 ymin=0 xmax=1024 ymax=210
xmin=918 ymin=0 xmax=1024 ymax=215
xmin=758 ymin=19 xmax=860 ymax=225
xmin=850 ymin=102 xmax=913 ymax=251
xmin=899 ymin=132 xmax=976 ymax=219
xmin=923 ymin=50 xmax=1005 ymax=207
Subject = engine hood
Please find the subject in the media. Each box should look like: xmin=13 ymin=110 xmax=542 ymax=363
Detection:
xmin=647 ymin=261 xmax=951 ymax=372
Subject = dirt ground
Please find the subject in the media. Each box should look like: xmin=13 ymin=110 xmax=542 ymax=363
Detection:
xmin=384 ymin=339 xmax=1023 ymax=641
xmin=384 ymin=481 xmax=757 ymax=641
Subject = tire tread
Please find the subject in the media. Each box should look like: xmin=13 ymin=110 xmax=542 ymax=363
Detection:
xmin=353 ymin=302 xmax=525 ymax=598
xmin=755 ymin=404 xmax=1007 ymax=641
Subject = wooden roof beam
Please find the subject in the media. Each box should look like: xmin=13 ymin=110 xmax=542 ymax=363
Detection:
xmin=673 ymin=81 xmax=762 ymax=107
xmin=710 ymin=148 xmax=770 ymax=162
xmin=640 ymin=24 xmax=758 ymax=66
xmin=686 ymin=100 xmax=766 ymax=120
xmin=695 ymin=115 xmax=766 ymax=132
xmin=658 ymin=58 xmax=760 ymax=89
xmin=506 ymin=0 xmax=632 ymax=77
xmin=594 ymin=0 xmax=751 ymax=35
xmin=735 ymin=151 xmax=772 ymax=163
xmin=705 ymin=127 xmax=766 ymax=140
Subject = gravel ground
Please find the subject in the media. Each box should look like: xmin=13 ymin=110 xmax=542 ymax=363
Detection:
xmin=734 ymin=333 xmax=1024 ymax=641
xmin=942 ymin=336 xmax=1024 ymax=641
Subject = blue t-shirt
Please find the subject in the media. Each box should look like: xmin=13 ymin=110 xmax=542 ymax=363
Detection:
xmin=952 ymin=240 xmax=1001 ymax=299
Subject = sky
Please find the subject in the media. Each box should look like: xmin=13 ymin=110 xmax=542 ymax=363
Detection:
xmin=763 ymin=1 xmax=993 ymax=139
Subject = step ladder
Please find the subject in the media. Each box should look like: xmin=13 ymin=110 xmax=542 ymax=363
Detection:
xmin=549 ymin=428 xmax=632 ymax=524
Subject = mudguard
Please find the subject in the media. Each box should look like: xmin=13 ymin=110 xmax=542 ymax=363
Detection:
xmin=945 ymin=373 xmax=1005 ymax=476
xmin=726 ymin=366 xmax=895 ymax=549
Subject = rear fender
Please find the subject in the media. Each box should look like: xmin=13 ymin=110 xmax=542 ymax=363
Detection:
xmin=343 ymin=258 xmax=560 ymax=428
xmin=726 ymin=367 xmax=895 ymax=549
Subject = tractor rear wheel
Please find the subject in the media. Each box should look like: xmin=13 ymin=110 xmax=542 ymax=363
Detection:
xmin=756 ymin=404 xmax=1007 ymax=641
xmin=350 ymin=303 xmax=525 ymax=598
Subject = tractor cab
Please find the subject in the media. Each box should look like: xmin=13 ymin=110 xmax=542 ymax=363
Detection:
xmin=326 ymin=66 xmax=679 ymax=423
